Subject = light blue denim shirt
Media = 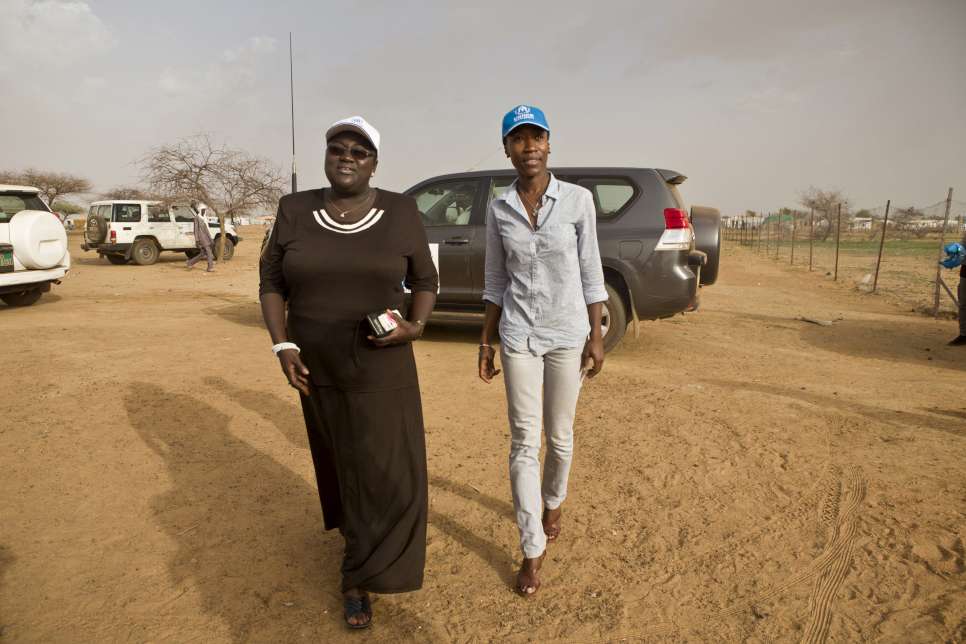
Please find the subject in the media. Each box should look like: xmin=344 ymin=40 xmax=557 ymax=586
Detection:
xmin=483 ymin=174 xmax=608 ymax=355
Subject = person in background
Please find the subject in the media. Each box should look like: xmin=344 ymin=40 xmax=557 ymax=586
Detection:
xmin=943 ymin=238 xmax=966 ymax=345
xmin=478 ymin=104 xmax=607 ymax=597
xmin=186 ymin=205 xmax=215 ymax=272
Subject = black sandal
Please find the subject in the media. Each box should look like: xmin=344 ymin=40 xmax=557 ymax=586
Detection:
xmin=343 ymin=593 xmax=372 ymax=629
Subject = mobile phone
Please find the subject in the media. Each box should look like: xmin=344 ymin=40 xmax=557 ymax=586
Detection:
xmin=367 ymin=309 xmax=402 ymax=338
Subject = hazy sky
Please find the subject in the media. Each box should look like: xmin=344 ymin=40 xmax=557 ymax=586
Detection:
xmin=2 ymin=0 xmax=964 ymax=214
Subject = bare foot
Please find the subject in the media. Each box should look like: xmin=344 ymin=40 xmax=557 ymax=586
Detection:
xmin=543 ymin=506 xmax=562 ymax=542
xmin=516 ymin=553 xmax=545 ymax=597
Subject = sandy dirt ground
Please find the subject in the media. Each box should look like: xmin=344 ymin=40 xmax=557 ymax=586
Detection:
xmin=2 ymin=228 xmax=964 ymax=643
xmin=724 ymin=231 xmax=962 ymax=318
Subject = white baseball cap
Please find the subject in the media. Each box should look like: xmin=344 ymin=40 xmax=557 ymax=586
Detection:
xmin=325 ymin=116 xmax=380 ymax=153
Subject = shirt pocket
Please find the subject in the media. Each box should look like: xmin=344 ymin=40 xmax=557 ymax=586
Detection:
xmin=539 ymin=221 xmax=577 ymax=263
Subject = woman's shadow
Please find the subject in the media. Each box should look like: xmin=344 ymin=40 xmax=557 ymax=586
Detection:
xmin=125 ymin=382 xmax=343 ymax=642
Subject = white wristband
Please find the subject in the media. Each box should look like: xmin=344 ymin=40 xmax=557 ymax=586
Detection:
xmin=272 ymin=342 xmax=300 ymax=355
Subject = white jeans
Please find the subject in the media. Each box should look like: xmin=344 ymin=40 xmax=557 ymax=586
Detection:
xmin=501 ymin=345 xmax=583 ymax=558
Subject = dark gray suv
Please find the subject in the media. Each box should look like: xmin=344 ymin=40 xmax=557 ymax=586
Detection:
xmin=406 ymin=167 xmax=720 ymax=352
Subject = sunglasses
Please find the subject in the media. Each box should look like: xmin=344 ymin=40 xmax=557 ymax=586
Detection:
xmin=326 ymin=143 xmax=376 ymax=161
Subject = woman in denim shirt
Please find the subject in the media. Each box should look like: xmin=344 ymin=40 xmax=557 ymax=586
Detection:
xmin=478 ymin=105 xmax=607 ymax=596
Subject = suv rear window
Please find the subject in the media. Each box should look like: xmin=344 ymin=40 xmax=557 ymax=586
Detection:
xmin=0 ymin=193 xmax=48 ymax=223
xmin=113 ymin=204 xmax=141 ymax=223
xmin=578 ymin=178 xmax=636 ymax=218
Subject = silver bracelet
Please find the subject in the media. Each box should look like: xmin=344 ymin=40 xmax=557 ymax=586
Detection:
xmin=272 ymin=342 xmax=300 ymax=355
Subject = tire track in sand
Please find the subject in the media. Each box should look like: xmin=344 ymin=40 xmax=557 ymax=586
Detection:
xmin=800 ymin=466 xmax=866 ymax=644
xmin=710 ymin=465 xmax=866 ymax=630
xmin=586 ymin=468 xmax=866 ymax=643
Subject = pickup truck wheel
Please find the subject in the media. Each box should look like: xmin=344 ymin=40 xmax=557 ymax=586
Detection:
xmin=185 ymin=249 xmax=199 ymax=259
xmin=601 ymin=282 xmax=627 ymax=353
xmin=131 ymin=239 xmax=160 ymax=265
xmin=106 ymin=254 xmax=129 ymax=265
xmin=1 ymin=289 xmax=43 ymax=307
xmin=213 ymin=237 xmax=235 ymax=261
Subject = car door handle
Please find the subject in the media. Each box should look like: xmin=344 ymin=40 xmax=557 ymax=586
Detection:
xmin=444 ymin=237 xmax=470 ymax=245
xmin=122 ymin=227 xmax=132 ymax=231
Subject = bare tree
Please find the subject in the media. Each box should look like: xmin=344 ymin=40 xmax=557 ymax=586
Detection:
xmin=99 ymin=185 xmax=166 ymax=201
xmin=799 ymin=187 xmax=851 ymax=241
xmin=0 ymin=168 xmax=91 ymax=206
xmin=141 ymin=135 xmax=284 ymax=260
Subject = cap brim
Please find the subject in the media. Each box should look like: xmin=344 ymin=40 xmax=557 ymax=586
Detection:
xmin=503 ymin=121 xmax=550 ymax=138
xmin=325 ymin=124 xmax=378 ymax=151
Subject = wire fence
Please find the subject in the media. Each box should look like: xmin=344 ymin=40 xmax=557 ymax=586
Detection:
xmin=722 ymin=191 xmax=964 ymax=317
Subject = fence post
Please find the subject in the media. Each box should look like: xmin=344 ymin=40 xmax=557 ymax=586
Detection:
xmin=757 ymin=215 xmax=762 ymax=253
xmin=777 ymin=213 xmax=783 ymax=259
xmin=933 ymin=187 xmax=955 ymax=317
xmin=809 ymin=208 xmax=814 ymax=272
xmin=791 ymin=214 xmax=797 ymax=265
xmin=833 ymin=203 xmax=842 ymax=281
xmin=872 ymin=199 xmax=891 ymax=293
xmin=765 ymin=219 xmax=771 ymax=257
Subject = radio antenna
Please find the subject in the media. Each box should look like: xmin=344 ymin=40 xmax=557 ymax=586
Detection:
xmin=289 ymin=32 xmax=297 ymax=193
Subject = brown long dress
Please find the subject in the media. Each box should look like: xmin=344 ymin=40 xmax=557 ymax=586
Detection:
xmin=259 ymin=188 xmax=438 ymax=593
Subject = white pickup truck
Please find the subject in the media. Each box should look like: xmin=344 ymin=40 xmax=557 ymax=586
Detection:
xmin=81 ymin=200 xmax=241 ymax=265
xmin=0 ymin=184 xmax=70 ymax=307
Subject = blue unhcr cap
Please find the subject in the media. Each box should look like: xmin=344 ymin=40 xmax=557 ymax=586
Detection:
xmin=501 ymin=104 xmax=550 ymax=140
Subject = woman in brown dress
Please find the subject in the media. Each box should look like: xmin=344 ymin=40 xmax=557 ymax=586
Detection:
xmin=259 ymin=116 xmax=438 ymax=629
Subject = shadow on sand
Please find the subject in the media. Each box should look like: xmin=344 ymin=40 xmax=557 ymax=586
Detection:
xmin=0 ymin=294 xmax=62 ymax=311
xmin=797 ymin=318 xmax=965 ymax=372
xmin=419 ymin=322 xmax=481 ymax=346
xmin=126 ymin=381 xmax=339 ymax=641
xmin=703 ymin=378 xmax=966 ymax=439
xmin=126 ymin=381 xmax=515 ymax=638
xmin=202 ymin=376 xmax=306 ymax=448
xmin=0 ymin=545 xmax=12 ymax=637
xmin=206 ymin=301 xmax=263 ymax=329
xmin=427 ymin=476 xmax=517 ymax=587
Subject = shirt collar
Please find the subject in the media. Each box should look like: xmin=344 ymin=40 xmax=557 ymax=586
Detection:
xmin=497 ymin=172 xmax=560 ymax=204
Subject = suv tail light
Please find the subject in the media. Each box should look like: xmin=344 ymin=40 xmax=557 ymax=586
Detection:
xmin=663 ymin=208 xmax=689 ymax=229
xmin=655 ymin=208 xmax=693 ymax=251
xmin=110 ymin=230 xmax=117 ymax=243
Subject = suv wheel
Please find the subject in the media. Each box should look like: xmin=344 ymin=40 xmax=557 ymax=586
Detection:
xmin=1 ymin=289 xmax=43 ymax=307
xmin=106 ymin=254 xmax=129 ymax=265
xmin=601 ymin=282 xmax=628 ymax=353
xmin=131 ymin=239 xmax=160 ymax=265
